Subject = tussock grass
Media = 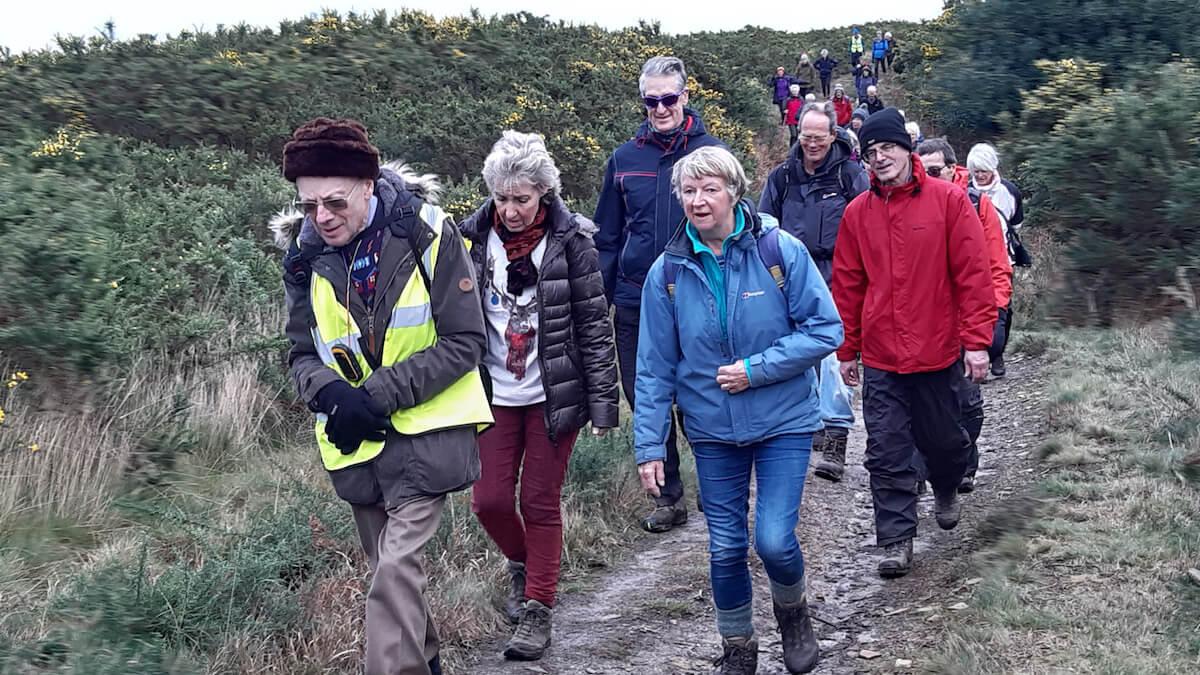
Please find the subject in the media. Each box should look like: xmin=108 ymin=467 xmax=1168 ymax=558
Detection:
xmin=928 ymin=324 xmax=1200 ymax=674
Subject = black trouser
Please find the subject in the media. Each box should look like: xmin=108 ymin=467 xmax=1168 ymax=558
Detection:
xmin=863 ymin=362 xmax=971 ymax=546
xmin=874 ymin=57 xmax=887 ymax=74
xmin=820 ymin=75 xmax=831 ymax=98
xmin=788 ymin=124 xmax=798 ymax=146
xmin=615 ymin=305 xmax=684 ymax=507
xmin=851 ymin=51 xmax=863 ymax=70
xmin=776 ymin=99 xmax=788 ymax=124
xmin=913 ymin=376 xmax=983 ymax=480
xmin=989 ymin=305 xmax=1012 ymax=363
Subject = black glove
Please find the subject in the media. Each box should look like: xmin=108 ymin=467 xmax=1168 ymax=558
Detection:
xmin=314 ymin=381 xmax=390 ymax=455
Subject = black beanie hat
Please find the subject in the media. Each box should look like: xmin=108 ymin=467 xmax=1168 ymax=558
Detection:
xmin=858 ymin=107 xmax=911 ymax=154
xmin=283 ymin=117 xmax=380 ymax=182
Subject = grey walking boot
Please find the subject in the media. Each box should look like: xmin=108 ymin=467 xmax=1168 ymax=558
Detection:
xmin=935 ymin=490 xmax=962 ymax=530
xmin=812 ymin=429 xmax=848 ymax=482
xmin=503 ymin=599 xmax=552 ymax=660
xmin=505 ymin=560 xmax=527 ymax=623
xmin=877 ymin=538 xmax=913 ymax=579
xmin=715 ymin=636 xmax=759 ymax=674
xmin=958 ymin=472 xmax=976 ymax=494
xmin=774 ymin=598 xmax=819 ymax=673
xmin=641 ymin=502 xmax=687 ymax=533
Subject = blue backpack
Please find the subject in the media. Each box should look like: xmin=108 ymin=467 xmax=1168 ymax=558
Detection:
xmin=663 ymin=226 xmax=786 ymax=302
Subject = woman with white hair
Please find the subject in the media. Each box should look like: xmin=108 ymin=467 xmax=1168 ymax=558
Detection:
xmin=814 ymin=48 xmax=838 ymax=98
xmin=460 ymin=130 xmax=619 ymax=661
xmin=634 ymin=145 xmax=843 ymax=674
xmin=966 ymin=142 xmax=1025 ymax=377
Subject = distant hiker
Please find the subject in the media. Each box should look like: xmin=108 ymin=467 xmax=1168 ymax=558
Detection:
xmin=865 ymin=85 xmax=884 ymax=115
xmin=848 ymin=28 xmax=864 ymax=71
xmin=905 ymin=120 xmax=922 ymax=146
xmin=276 ymin=118 xmax=493 ymax=675
xmin=814 ymin=49 xmax=838 ymax=98
xmin=872 ymin=30 xmax=889 ymax=75
xmin=832 ymin=83 xmax=853 ymax=127
xmin=594 ymin=56 xmax=726 ymax=534
xmin=848 ymin=106 xmax=868 ymax=135
xmin=459 ymin=131 xmax=620 ymax=661
xmin=759 ymin=102 xmax=870 ymax=485
xmin=855 ymin=65 xmax=876 ymax=104
xmin=885 ymin=31 xmax=898 ymax=71
xmin=769 ymin=66 xmax=795 ymax=125
xmin=967 ymin=143 xmax=1025 ymax=378
xmin=832 ymin=108 xmax=995 ymax=579
xmin=785 ymin=83 xmax=803 ymax=145
xmin=795 ymin=53 xmax=819 ymax=99
xmin=634 ymin=145 xmax=842 ymax=674
xmin=917 ymin=137 xmax=1013 ymax=493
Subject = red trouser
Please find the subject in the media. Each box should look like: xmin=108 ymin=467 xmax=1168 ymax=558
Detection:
xmin=471 ymin=404 xmax=578 ymax=607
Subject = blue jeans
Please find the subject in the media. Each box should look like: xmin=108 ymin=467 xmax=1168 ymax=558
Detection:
xmin=693 ymin=434 xmax=813 ymax=614
xmin=818 ymin=352 xmax=855 ymax=430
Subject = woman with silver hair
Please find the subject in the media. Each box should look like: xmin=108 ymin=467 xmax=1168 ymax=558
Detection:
xmin=459 ymin=130 xmax=619 ymax=661
xmin=633 ymin=145 xmax=843 ymax=674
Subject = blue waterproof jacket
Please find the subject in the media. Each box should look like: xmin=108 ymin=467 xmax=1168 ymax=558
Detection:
xmin=594 ymin=110 xmax=727 ymax=308
xmin=633 ymin=202 xmax=843 ymax=463
xmin=872 ymin=39 xmax=889 ymax=59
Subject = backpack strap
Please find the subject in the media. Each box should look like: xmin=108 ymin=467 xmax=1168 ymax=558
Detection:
xmin=664 ymin=259 xmax=681 ymax=302
xmin=756 ymin=227 xmax=786 ymax=292
xmin=771 ymin=161 xmax=792 ymax=217
xmin=387 ymin=191 xmax=432 ymax=292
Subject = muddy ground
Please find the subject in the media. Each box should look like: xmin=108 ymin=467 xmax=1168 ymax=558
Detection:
xmin=462 ymin=354 xmax=1049 ymax=674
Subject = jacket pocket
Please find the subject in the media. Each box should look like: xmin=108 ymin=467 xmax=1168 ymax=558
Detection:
xmin=407 ymin=427 xmax=481 ymax=495
xmin=327 ymin=461 xmax=383 ymax=506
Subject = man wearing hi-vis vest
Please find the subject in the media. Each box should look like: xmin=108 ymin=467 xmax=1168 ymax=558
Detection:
xmin=273 ymin=118 xmax=492 ymax=675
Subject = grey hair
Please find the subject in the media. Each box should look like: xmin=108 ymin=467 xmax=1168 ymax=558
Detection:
xmin=481 ymin=130 xmax=562 ymax=199
xmin=639 ymin=56 xmax=687 ymax=96
xmin=905 ymin=121 xmax=921 ymax=138
xmin=916 ymin=137 xmax=957 ymax=165
xmin=820 ymin=48 xmax=829 ymax=57
xmin=867 ymin=85 xmax=878 ymax=95
xmin=966 ymin=143 xmax=1000 ymax=172
xmin=671 ymin=146 xmax=748 ymax=202
xmin=798 ymin=101 xmax=836 ymax=133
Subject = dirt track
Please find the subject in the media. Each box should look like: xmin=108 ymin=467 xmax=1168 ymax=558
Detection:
xmin=461 ymin=353 xmax=1049 ymax=674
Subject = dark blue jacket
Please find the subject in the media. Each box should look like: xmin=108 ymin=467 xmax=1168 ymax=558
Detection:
xmin=594 ymin=110 xmax=727 ymax=308
xmin=814 ymin=56 xmax=838 ymax=78
xmin=757 ymin=129 xmax=870 ymax=285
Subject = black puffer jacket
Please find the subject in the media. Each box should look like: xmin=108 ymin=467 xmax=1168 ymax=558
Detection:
xmin=459 ymin=196 xmax=619 ymax=441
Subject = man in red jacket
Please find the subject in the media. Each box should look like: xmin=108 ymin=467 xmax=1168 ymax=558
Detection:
xmin=831 ymin=108 xmax=995 ymax=579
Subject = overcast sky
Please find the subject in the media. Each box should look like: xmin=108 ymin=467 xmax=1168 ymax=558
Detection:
xmin=3 ymin=0 xmax=942 ymax=53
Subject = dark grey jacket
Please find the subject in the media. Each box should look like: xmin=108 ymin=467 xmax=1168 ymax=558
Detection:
xmin=459 ymin=196 xmax=619 ymax=442
xmin=275 ymin=164 xmax=485 ymax=507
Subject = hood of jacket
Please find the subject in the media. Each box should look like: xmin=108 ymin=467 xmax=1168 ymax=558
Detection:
xmin=787 ymin=127 xmax=856 ymax=180
xmin=268 ymin=161 xmax=443 ymax=250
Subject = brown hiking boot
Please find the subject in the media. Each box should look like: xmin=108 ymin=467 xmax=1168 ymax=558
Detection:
xmin=935 ymin=490 xmax=962 ymax=530
xmin=503 ymin=599 xmax=552 ymax=660
xmin=505 ymin=560 xmax=526 ymax=623
xmin=774 ymin=598 xmax=819 ymax=673
xmin=642 ymin=502 xmax=687 ymax=533
xmin=812 ymin=429 xmax=847 ymax=482
xmin=877 ymin=539 xmax=913 ymax=579
xmin=714 ymin=636 xmax=759 ymax=674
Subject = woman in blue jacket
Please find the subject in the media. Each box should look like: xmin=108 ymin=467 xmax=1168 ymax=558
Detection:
xmin=634 ymin=146 xmax=842 ymax=674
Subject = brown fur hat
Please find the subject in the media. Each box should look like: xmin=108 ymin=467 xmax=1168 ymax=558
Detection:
xmin=282 ymin=117 xmax=380 ymax=182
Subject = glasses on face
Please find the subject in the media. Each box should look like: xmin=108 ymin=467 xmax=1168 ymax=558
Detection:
xmin=294 ymin=182 xmax=363 ymax=217
xmin=863 ymin=142 xmax=899 ymax=163
xmin=800 ymin=134 xmax=831 ymax=145
xmin=642 ymin=88 xmax=686 ymax=109
xmin=925 ymin=165 xmax=946 ymax=177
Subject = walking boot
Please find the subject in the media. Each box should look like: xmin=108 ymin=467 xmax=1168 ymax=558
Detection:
xmin=935 ymin=489 xmax=962 ymax=530
xmin=503 ymin=599 xmax=552 ymax=660
xmin=505 ymin=560 xmax=527 ymax=623
xmin=958 ymin=472 xmax=977 ymax=494
xmin=990 ymin=355 xmax=1006 ymax=378
xmin=714 ymin=636 xmax=759 ymax=674
xmin=428 ymin=653 xmax=443 ymax=675
xmin=877 ymin=538 xmax=913 ymax=579
xmin=774 ymin=598 xmax=819 ymax=673
xmin=812 ymin=428 xmax=848 ymax=482
xmin=641 ymin=502 xmax=687 ymax=533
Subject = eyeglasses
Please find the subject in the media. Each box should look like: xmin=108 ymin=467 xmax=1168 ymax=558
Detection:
xmin=863 ymin=142 xmax=899 ymax=163
xmin=925 ymin=165 xmax=946 ymax=177
xmin=800 ymin=134 xmax=831 ymax=145
xmin=294 ymin=182 xmax=363 ymax=217
xmin=642 ymin=88 xmax=686 ymax=109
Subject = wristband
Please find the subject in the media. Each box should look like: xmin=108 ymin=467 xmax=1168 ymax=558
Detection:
xmin=743 ymin=358 xmax=752 ymax=386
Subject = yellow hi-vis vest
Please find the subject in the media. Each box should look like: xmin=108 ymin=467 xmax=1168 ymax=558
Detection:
xmin=850 ymin=35 xmax=864 ymax=53
xmin=309 ymin=203 xmax=493 ymax=471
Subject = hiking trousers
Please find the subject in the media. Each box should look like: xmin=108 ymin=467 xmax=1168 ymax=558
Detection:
xmin=352 ymin=495 xmax=445 ymax=675
xmin=862 ymin=362 xmax=971 ymax=546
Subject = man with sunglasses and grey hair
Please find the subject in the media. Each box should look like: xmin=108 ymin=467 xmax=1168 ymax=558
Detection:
xmin=594 ymin=55 xmax=726 ymax=534
xmin=273 ymin=117 xmax=492 ymax=675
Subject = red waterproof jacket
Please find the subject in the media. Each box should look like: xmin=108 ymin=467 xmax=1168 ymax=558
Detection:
xmin=832 ymin=96 xmax=854 ymax=127
xmin=832 ymin=155 xmax=995 ymax=373
xmin=952 ymin=166 xmax=1012 ymax=309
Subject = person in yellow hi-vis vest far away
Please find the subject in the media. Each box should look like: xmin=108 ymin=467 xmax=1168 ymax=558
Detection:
xmin=272 ymin=118 xmax=492 ymax=675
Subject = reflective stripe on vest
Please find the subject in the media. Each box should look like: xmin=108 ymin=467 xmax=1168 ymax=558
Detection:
xmin=310 ymin=208 xmax=493 ymax=472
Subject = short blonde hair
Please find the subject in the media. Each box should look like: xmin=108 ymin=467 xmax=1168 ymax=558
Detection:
xmin=671 ymin=146 xmax=747 ymax=202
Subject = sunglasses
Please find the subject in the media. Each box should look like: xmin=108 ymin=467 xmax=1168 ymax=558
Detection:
xmin=925 ymin=165 xmax=946 ymax=177
xmin=294 ymin=182 xmax=364 ymax=217
xmin=642 ymin=88 xmax=686 ymax=109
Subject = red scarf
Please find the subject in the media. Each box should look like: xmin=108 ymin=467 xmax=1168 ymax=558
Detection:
xmin=492 ymin=206 xmax=548 ymax=295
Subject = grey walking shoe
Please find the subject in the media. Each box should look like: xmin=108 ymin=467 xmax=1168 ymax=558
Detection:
xmin=714 ymin=636 xmax=759 ymax=674
xmin=774 ymin=598 xmax=819 ymax=673
xmin=505 ymin=560 xmax=527 ymax=623
xmin=877 ymin=538 xmax=913 ymax=579
xmin=935 ymin=490 xmax=962 ymax=530
xmin=812 ymin=429 xmax=848 ymax=482
xmin=641 ymin=502 xmax=687 ymax=533
xmin=503 ymin=599 xmax=552 ymax=660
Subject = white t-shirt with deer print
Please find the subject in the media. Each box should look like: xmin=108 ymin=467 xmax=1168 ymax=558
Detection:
xmin=483 ymin=229 xmax=548 ymax=406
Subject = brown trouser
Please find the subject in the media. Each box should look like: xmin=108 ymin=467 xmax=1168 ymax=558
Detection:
xmin=352 ymin=495 xmax=446 ymax=675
